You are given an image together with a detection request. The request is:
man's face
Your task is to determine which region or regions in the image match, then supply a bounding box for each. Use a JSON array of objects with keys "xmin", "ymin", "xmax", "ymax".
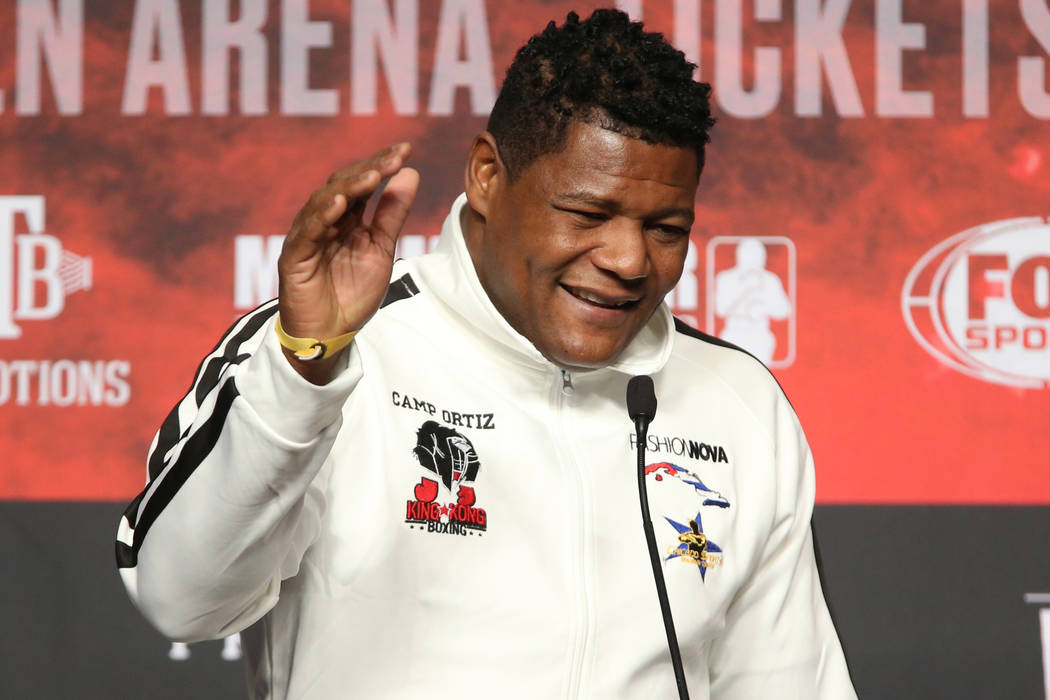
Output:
[{"xmin": 468, "ymin": 120, "xmax": 699, "ymax": 369}]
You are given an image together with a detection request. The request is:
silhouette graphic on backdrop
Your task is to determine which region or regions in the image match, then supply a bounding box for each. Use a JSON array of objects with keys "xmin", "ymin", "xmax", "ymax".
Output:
[{"xmin": 714, "ymin": 239, "xmax": 791, "ymax": 364}]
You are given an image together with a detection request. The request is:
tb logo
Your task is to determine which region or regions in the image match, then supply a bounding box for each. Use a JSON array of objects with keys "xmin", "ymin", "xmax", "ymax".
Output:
[{"xmin": 0, "ymin": 196, "xmax": 92, "ymax": 339}]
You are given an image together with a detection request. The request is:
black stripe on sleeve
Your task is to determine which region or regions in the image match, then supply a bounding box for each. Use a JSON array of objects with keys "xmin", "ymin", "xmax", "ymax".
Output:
[
  {"xmin": 124, "ymin": 378, "xmax": 241, "ymax": 567},
  {"xmin": 120, "ymin": 491, "xmax": 145, "ymax": 531},
  {"xmin": 115, "ymin": 540, "xmax": 135, "ymax": 568},
  {"xmin": 673, "ymin": 316, "xmax": 758, "ymax": 359},
  {"xmin": 148, "ymin": 304, "xmax": 278, "ymax": 482},
  {"xmin": 380, "ymin": 273, "xmax": 419, "ymax": 308},
  {"xmin": 115, "ymin": 491, "xmax": 146, "ymax": 567},
  {"xmin": 811, "ymin": 519, "xmax": 854, "ymax": 673},
  {"xmin": 672, "ymin": 316, "xmax": 797, "ymax": 413}
]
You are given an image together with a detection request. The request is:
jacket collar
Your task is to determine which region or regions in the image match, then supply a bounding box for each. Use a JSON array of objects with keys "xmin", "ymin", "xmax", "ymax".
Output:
[{"xmin": 411, "ymin": 193, "xmax": 675, "ymax": 377}]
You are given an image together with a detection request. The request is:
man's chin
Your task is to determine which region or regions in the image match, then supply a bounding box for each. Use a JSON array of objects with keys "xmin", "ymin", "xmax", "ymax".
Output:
[{"xmin": 540, "ymin": 333, "xmax": 629, "ymax": 370}]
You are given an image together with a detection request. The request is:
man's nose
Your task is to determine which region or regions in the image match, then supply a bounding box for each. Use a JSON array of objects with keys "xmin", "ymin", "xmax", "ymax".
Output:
[{"xmin": 591, "ymin": 218, "xmax": 648, "ymax": 280}]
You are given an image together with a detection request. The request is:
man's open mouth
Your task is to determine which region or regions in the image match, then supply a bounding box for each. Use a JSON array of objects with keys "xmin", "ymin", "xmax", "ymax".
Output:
[{"xmin": 561, "ymin": 284, "xmax": 641, "ymax": 310}]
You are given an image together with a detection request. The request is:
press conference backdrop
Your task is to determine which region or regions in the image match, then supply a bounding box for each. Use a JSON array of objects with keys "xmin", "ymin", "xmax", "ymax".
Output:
[{"xmin": 0, "ymin": 0, "xmax": 1047, "ymax": 697}]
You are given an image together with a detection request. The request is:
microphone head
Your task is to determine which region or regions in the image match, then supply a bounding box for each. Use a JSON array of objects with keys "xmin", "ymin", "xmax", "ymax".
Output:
[{"xmin": 626, "ymin": 375, "xmax": 657, "ymax": 421}]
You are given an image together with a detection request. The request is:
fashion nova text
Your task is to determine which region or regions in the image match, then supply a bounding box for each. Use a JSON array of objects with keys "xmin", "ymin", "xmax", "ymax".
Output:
[{"xmin": 629, "ymin": 433, "xmax": 730, "ymax": 464}]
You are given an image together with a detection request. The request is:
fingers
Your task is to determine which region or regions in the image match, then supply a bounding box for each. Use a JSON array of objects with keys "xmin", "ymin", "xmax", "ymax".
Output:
[
  {"xmin": 328, "ymin": 142, "xmax": 412, "ymax": 184},
  {"xmin": 316, "ymin": 143, "xmax": 412, "ymax": 228},
  {"xmin": 370, "ymin": 167, "xmax": 421, "ymax": 256},
  {"xmin": 320, "ymin": 194, "xmax": 347, "ymax": 228},
  {"xmin": 281, "ymin": 172, "xmax": 377, "ymax": 269},
  {"xmin": 305, "ymin": 170, "xmax": 381, "ymax": 237},
  {"xmin": 311, "ymin": 141, "xmax": 413, "ymax": 235},
  {"xmin": 282, "ymin": 143, "xmax": 414, "ymax": 265}
]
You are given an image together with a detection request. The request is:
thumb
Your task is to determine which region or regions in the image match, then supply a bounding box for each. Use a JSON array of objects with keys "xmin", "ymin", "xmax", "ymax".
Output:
[{"xmin": 370, "ymin": 167, "xmax": 421, "ymax": 255}]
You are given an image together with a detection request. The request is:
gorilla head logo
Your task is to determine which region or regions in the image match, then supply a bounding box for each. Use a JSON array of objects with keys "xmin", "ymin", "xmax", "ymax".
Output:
[{"xmin": 412, "ymin": 421, "xmax": 480, "ymax": 491}]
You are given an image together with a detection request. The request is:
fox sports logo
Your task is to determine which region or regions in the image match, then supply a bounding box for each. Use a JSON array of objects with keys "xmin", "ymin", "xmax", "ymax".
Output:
[{"xmin": 902, "ymin": 217, "xmax": 1050, "ymax": 389}]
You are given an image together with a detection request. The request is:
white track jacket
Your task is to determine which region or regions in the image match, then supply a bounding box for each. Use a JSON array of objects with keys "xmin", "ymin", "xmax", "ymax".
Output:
[{"xmin": 116, "ymin": 194, "xmax": 857, "ymax": 699}]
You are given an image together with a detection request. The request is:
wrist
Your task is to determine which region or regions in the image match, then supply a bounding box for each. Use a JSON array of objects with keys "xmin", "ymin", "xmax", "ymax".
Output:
[
  {"xmin": 280, "ymin": 345, "xmax": 345, "ymax": 386},
  {"xmin": 275, "ymin": 315, "xmax": 357, "ymax": 361},
  {"xmin": 275, "ymin": 315, "xmax": 357, "ymax": 385}
]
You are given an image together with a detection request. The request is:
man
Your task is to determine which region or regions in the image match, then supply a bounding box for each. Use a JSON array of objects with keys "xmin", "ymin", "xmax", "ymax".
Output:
[{"xmin": 116, "ymin": 9, "xmax": 856, "ymax": 699}]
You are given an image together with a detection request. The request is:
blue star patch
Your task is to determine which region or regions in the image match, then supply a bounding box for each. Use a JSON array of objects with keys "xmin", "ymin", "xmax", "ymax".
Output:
[{"xmin": 665, "ymin": 511, "xmax": 722, "ymax": 581}]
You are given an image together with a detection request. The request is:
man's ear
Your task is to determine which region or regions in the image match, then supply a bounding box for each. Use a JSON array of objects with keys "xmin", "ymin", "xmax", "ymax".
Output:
[{"xmin": 464, "ymin": 132, "xmax": 505, "ymax": 219}]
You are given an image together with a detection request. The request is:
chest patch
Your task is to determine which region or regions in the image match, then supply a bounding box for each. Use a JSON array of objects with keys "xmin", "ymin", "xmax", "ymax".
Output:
[
  {"xmin": 646, "ymin": 461, "xmax": 731, "ymax": 508},
  {"xmin": 404, "ymin": 420, "xmax": 488, "ymax": 536},
  {"xmin": 647, "ymin": 461, "xmax": 730, "ymax": 581}
]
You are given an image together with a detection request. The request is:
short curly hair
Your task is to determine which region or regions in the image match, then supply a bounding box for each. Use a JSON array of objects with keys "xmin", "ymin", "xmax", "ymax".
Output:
[{"xmin": 488, "ymin": 8, "xmax": 715, "ymax": 180}]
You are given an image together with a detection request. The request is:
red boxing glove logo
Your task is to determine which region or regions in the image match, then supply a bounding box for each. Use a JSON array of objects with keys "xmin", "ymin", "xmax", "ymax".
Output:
[{"xmin": 414, "ymin": 477, "xmax": 438, "ymax": 503}]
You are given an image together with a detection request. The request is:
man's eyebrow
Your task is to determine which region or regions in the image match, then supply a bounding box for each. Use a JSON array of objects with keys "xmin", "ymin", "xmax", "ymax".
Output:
[
  {"xmin": 553, "ymin": 191, "xmax": 694, "ymax": 221},
  {"xmin": 551, "ymin": 191, "xmax": 617, "ymax": 211},
  {"xmin": 555, "ymin": 190, "xmax": 612, "ymax": 204}
]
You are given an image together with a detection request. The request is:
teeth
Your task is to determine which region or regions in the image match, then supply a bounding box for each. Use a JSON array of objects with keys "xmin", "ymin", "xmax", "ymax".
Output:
[{"xmin": 572, "ymin": 288, "xmax": 633, "ymax": 308}]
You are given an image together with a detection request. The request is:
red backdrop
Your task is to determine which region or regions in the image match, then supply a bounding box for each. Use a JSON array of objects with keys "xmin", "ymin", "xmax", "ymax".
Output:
[{"xmin": 1, "ymin": 0, "xmax": 1047, "ymax": 503}]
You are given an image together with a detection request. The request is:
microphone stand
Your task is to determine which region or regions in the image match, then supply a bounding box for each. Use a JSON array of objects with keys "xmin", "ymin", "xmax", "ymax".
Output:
[{"xmin": 634, "ymin": 414, "xmax": 691, "ymax": 700}]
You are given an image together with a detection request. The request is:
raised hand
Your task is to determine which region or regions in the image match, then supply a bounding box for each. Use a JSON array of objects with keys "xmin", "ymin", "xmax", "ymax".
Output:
[{"xmin": 277, "ymin": 143, "xmax": 419, "ymax": 382}]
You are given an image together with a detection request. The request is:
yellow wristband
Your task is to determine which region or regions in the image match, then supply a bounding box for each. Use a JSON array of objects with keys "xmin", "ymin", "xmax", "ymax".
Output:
[{"xmin": 275, "ymin": 315, "xmax": 357, "ymax": 361}]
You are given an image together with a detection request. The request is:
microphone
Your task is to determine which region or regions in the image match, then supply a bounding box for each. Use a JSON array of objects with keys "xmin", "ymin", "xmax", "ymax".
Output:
[
  {"xmin": 626, "ymin": 375, "xmax": 658, "ymax": 437},
  {"xmin": 627, "ymin": 375, "xmax": 690, "ymax": 700}
]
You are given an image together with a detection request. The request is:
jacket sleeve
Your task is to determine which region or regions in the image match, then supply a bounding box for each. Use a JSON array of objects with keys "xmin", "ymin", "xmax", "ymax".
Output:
[
  {"xmin": 708, "ymin": 390, "xmax": 857, "ymax": 700},
  {"xmin": 114, "ymin": 301, "xmax": 360, "ymax": 642}
]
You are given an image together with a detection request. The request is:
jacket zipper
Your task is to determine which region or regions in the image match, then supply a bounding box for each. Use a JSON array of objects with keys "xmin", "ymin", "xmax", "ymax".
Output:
[
  {"xmin": 561, "ymin": 369, "xmax": 575, "ymax": 396},
  {"xmin": 552, "ymin": 368, "xmax": 591, "ymax": 697}
]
